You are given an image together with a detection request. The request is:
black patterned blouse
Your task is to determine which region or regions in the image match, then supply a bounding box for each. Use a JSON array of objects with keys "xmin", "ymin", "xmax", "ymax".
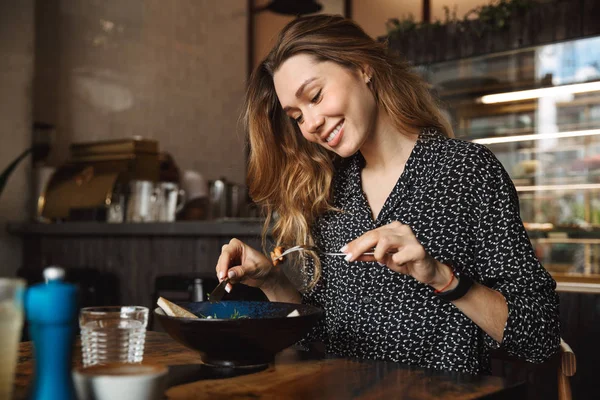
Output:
[{"xmin": 301, "ymin": 127, "xmax": 561, "ymax": 374}]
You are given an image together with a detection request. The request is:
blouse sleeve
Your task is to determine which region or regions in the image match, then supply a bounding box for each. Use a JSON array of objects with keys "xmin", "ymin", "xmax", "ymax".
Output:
[{"xmin": 472, "ymin": 146, "xmax": 561, "ymax": 362}]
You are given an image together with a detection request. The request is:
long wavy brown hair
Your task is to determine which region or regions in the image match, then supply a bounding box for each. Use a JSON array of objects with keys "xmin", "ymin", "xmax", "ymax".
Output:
[{"xmin": 243, "ymin": 15, "xmax": 452, "ymax": 289}]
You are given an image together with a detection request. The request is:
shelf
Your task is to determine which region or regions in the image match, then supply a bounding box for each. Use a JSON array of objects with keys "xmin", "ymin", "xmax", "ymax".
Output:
[
  {"xmin": 515, "ymin": 144, "xmax": 586, "ymax": 154},
  {"xmin": 437, "ymin": 78, "xmax": 538, "ymax": 100},
  {"xmin": 440, "ymin": 79, "xmax": 600, "ymax": 103},
  {"xmin": 515, "ymin": 183, "xmax": 600, "ymax": 192},
  {"xmin": 553, "ymin": 273, "xmax": 600, "ymax": 293},
  {"xmin": 468, "ymin": 128, "xmax": 600, "ymax": 145},
  {"xmin": 527, "ymin": 227, "xmax": 600, "ymax": 240},
  {"xmin": 532, "ymin": 237, "xmax": 600, "ymax": 245},
  {"xmin": 6, "ymin": 220, "xmax": 265, "ymax": 237},
  {"xmin": 556, "ymin": 95, "xmax": 600, "ymax": 108},
  {"xmin": 457, "ymin": 122, "xmax": 600, "ymax": 143}
]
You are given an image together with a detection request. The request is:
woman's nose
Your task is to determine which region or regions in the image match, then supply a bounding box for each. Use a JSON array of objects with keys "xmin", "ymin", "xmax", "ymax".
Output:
[{"xmin": 304, "ymin": 112, "xmax": 325, "ymax": 134}]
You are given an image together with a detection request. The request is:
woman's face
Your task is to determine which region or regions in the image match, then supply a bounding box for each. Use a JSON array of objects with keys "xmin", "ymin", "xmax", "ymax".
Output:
[{"xmin": 273, "ymin": 53, "xmax": 377, "ymax": 157}]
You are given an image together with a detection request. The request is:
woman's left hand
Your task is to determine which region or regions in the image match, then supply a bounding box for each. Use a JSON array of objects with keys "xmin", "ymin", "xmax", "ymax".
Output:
[{"xmin": 341, "ymin": 221, "xmax": 442, "ymax": 286}]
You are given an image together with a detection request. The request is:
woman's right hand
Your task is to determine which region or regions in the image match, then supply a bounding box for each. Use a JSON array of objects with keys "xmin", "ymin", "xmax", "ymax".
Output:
[{"xmin": 215, "ymin": 238, "xmax": 276, "ymax": 292}]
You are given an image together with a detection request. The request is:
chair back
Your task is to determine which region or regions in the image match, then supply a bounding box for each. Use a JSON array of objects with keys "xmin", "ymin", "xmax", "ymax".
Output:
[
  {"xmin": 490, "ymin": 338, "xmax": 576, "ymax": 400},
  {"xmin": 558, "ymin": 339, "xmax": 576, "ymax": 400}
]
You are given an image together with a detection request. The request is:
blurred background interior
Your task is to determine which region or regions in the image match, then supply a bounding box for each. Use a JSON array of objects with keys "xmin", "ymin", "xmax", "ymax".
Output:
[{"xmin": 1, "ymin": 0, "xmax": 600, "ymax": 398}]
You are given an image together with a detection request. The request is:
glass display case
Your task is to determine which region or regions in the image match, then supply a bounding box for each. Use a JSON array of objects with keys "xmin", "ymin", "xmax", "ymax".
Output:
[{"xmin": 416, "ymin": 35, "xmax": 600, "ymax": 288}]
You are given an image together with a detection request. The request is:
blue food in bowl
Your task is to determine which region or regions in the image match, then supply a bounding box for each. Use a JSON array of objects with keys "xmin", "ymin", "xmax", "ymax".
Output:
[{"xmin": 154, "ymin": 301, "xmax": 324, "ymax": 367}]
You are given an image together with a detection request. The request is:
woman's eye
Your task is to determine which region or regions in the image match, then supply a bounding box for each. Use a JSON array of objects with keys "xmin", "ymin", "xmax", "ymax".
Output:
[
  {"xmin": 311, "ymin": 90, "xmax": 322, "ymax": 103},
  {"xmin": 294, "ymin": 115, "xmax": 304, "ymax": 124}
]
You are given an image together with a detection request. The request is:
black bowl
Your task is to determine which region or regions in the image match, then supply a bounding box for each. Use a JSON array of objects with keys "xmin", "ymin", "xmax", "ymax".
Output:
[{"xmin": 154, "ymin": 301, "xmax": 324, "ymax": 367}]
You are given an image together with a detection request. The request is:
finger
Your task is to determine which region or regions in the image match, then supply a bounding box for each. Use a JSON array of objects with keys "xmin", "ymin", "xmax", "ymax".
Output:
[
  {"xmin": 343, "ymin": 222, "xmax": 409, "ymax": 262},
  {"xmin": 388, "ymin": 263, "xmax": 410, "ymax": 275},
  {"xmin": 215, "ymin": 239, "xmax": 243, "ymax": 281},
  {"xmin": 354, "ymin": 254, "xmax": 377, "ymax": 263},
  {"xmin": 372, "ymin": 235, "xmax": 404, "ymax": 262},
  {"xmin": 343, "ymin": 231, "xmax": 381, "ymax": 262},
  {"xmin": 226, "ymin": 265, "xmax": 245, "ymax": 283},
  {"xmin": 354, "ymin": 239, "xmax": 402, "ymax": 264},
  {"xmin": 374, "ymin": 223, "xmax": 416, "ymax": 260},
  {"xmin": 227, "ymin": 260, "xmax": 261, "ymax": 284},
  {"xmin": 390, "ymin": 247, "xmax": 422, "ymax": 268},
  {"xmin": 215, "ymin": 252, "xmax": 232, "ymax": 281}
]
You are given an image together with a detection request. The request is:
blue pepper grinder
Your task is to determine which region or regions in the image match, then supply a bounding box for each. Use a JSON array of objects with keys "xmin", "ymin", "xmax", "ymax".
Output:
[{"xmin": 25, "ymin": 266, "xmax": 79, "ymax": 400}]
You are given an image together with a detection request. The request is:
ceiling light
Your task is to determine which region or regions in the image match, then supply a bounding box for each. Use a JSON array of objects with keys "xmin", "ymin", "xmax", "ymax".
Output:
[
  {"xmin": 471, "ymin": 129, "xmax": 600, "ymax": 145},
  {"xmin": 478, "ymin": 81, "xmax": 600, "ymax": 104}
]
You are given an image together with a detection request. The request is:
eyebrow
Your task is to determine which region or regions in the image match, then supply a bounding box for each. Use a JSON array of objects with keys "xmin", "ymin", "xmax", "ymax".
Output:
[{"xmin": 283, "ymin": 77, "xmax": 317, "ymax": 112}]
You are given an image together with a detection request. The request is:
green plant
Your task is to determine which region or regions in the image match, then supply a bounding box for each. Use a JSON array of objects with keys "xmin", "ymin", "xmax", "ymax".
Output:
[
  {"xmin": 386, "ymin": 0, "xmax": 533, "ymax": 38},
  {"xmin": 385, "ymin": 13, "xmax": 443, "ymax": 34},
  {"xmin": 385, "ymin": 14, "xmax": 418, "ymax": 34},
  {"xmin": 0, "ymin": 147, "xmax": 32, "ymax": 199},
  {"xmin": 466, "ymin": 0, "xmax": 532, "ymax": 35}
]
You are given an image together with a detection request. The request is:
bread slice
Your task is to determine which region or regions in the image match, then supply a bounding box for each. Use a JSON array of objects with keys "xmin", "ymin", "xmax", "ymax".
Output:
[{"xmin": 157, "ymin": 297, "xmax": 199, "ymax": 319}]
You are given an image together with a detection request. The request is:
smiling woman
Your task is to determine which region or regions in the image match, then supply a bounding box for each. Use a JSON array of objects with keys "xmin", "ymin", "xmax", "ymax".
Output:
[
  {"xmin": 214, "ymin": 14, "xmax": 561, "ymax": 375},
  {"xmin": 244, "ymin": 15, "xmax": 451, "ymax": 282}
]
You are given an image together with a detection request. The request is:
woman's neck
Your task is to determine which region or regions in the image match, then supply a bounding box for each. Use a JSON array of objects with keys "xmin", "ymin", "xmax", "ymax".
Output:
[{"xmin": 360, "ymin": 112, "xmax": 419, "ymax": 173}]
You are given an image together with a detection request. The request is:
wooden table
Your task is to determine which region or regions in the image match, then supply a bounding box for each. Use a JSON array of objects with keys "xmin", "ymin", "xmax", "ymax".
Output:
[{"xmin": 14, "ymin": 331, "xmax": 526, "ymax": 399}]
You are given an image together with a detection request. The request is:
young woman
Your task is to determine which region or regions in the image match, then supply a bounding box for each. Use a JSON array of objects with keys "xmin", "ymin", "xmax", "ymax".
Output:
[{"xmin": 215, "ymin": 14, "xmax": 560, "ymax": 374}]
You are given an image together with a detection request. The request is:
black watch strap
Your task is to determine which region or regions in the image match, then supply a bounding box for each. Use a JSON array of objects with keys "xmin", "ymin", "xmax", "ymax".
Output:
[{"xmin": 434, "ymin": 269, "xmax": 474, "ymax": 301}]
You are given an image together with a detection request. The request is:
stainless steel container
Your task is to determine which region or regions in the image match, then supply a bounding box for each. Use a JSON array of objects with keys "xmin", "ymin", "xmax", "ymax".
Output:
[{"xmin": 208, "ymin": 178, "xmax": 247, "ymax": 219}]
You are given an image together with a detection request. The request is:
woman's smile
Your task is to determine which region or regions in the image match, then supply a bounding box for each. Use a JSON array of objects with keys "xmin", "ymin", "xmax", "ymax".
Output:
[{"xmin": 324, "ymin": 120, "xmax": 344, "ymax": 147}]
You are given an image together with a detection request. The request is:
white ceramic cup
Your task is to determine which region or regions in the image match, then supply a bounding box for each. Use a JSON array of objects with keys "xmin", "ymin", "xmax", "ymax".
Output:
[{"xmin": 73, "ymin": 363, "xmax": 168, "ymax": 400}]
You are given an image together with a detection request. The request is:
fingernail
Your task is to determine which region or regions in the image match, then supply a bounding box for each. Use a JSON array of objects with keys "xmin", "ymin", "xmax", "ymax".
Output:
[
  {"xmin": 227, "ymin": 270, "xmax": 235, "ymax": 279},
  {"xmin": 344, "ymin": 253, "xmax": 353, "ymax": 262},
  {"xmin": 378, "ymin": 262, "xmax": 386, "ymax": 267},
  {"xmin": 218, "ymin": 271, "xmax": 225, "ymax": 280},
  {"xmin": 340, "ymin": 245, "xmax": 348, "ymax": 252},
  {"xmin": 225, "ymin": 284, "xmax": 231, "ymax": 293}
]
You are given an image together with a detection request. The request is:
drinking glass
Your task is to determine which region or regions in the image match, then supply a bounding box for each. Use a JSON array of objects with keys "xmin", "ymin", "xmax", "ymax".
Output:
[
  {"xmin": 0, "ymin": 278, "xmax": 25, "ymax": 399},
  {"xmin": 79, "ymin": 306, "xmax": 149, "ymax": 367}
]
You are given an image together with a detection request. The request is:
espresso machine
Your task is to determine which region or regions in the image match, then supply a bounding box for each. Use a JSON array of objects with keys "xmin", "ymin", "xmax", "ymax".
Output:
[{"xmin": 39, "ymin": 137, "xmax": 160, "ymax": 222}]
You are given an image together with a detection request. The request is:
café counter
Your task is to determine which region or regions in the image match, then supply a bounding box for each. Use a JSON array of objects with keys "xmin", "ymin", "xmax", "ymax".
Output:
[{"xmin": 7, "ymin": 220, "xmax": 266, "ymax": 309}]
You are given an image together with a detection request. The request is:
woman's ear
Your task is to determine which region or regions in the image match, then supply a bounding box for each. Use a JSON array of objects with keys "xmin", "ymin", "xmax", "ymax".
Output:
[{"xmin": 361, "ymin": 65, "xmax": 374, "ymax": 84}]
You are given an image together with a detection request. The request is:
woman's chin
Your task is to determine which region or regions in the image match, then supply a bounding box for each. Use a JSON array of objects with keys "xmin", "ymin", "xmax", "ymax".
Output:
[{"xmin": 330, "ymin": 145, "xmax": 357, "ymax": 158}]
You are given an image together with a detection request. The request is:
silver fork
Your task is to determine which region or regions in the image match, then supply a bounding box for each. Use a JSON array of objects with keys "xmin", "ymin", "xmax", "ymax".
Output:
[{"xmin": 275, "ymin": 245, "xmax": 377, "ymax": 261}]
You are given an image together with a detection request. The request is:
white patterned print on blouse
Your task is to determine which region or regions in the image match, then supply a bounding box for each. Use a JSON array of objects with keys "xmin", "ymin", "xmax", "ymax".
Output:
[{"xmin": 300, "ymin": 127, "xmax": 560, "ymax": 374}]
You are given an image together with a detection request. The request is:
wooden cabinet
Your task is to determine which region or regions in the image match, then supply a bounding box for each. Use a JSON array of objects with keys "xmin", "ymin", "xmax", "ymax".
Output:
[{"xmin": 7, "ymin": 221, "xmax": 270, "ymax": 309}]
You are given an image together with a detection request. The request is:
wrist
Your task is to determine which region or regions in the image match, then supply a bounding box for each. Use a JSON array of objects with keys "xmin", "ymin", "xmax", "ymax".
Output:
[
  {"xmin": 259, "ymin": 267, "xmax": 301, "ymax": 303},
  {"xmin": 259, "ymin": 268, "xmax": 282, "ymax": 294},
  {"xmin": 428, "ymin": 262, "xmax": 457, "ymax": 292},
  {"xmin": 433, "ymin": 265, "xmax": 475, "ymax": 302}
]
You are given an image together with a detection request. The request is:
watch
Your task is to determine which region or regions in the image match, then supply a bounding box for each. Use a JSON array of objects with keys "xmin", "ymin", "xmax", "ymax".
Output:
[{"xmin": 434, "ymin": 268, "xmax": 474, "ymax": 301}]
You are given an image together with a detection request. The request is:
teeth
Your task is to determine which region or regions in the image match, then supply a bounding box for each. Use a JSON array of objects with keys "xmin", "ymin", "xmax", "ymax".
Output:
[{"xmin": 326, "ymin": 122, "xmax": 343, "ymax": 142}]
